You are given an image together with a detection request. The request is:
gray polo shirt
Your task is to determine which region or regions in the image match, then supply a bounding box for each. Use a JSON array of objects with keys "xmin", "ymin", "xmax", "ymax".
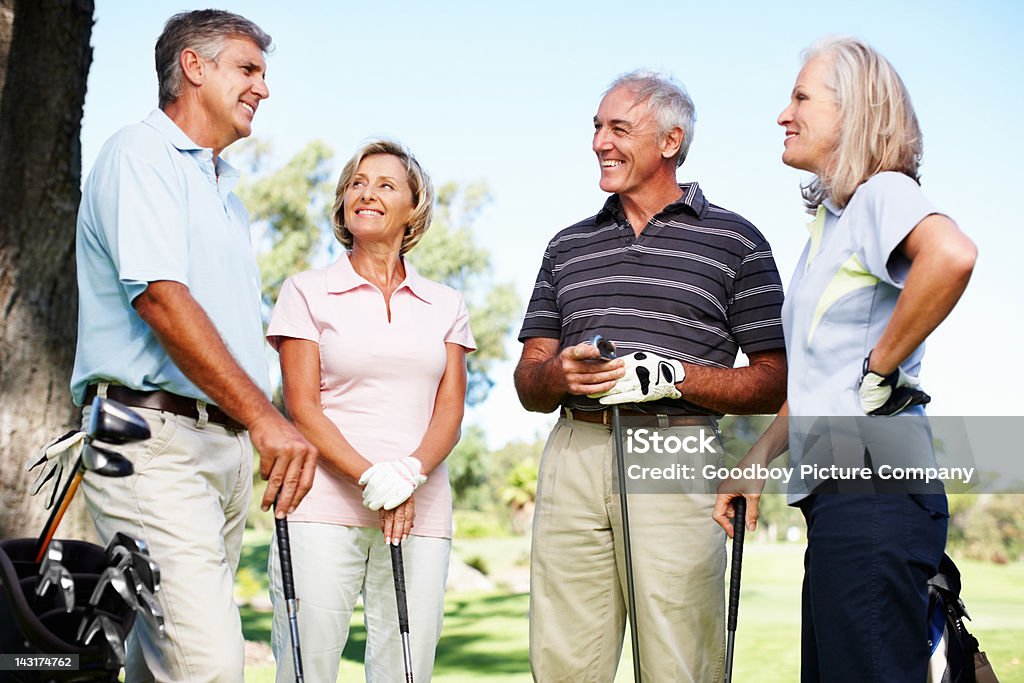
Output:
[
  {"xmin": 783, "ymin": 172, "xmax": 944, "ymax": 500},
  {"xmin": 519, "ymin": 182, "xmax": 785, "ymax": 415}
]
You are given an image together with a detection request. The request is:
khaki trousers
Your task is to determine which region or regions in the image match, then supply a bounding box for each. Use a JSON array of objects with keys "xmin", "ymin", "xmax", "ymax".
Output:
[
  {"xmin": 81, "ymin": 404, "xmax": 252, "ymax": 683},
  {"xmin": 529, "ymin": 417, "xmax": 726, "ymax": 683}
]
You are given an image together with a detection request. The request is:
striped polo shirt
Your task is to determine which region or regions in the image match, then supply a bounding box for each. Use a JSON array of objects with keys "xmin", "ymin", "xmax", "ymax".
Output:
[{"xmin": 519, "ymin": 182, "xmax": 785, "ymax": 415}]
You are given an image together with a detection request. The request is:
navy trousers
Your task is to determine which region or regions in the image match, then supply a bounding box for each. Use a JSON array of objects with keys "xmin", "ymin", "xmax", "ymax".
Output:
[{"xmin": 798, "ymin": 494, "xmax": 948, "ymax": 683}]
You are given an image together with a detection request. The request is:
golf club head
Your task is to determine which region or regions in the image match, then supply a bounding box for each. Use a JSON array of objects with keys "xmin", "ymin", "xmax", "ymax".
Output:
[
  {"xmin": 83, "ymin": 443, "xmax": 134, "ymax": 477},
  {"xmin": 88, "ymin": 396, "xmax": 151, "ymax": 445},
  {"xmin": 89, "ymin": 566, "xmax": 140, "ymax": 612},
  {"xmin": 36, "ymin": 564, "xmax": 76, "ymax": 613},
  {"xmin": 81, "ymin": 613, "xmax": 126, "ymax": 667},
  {"xmin": 103, "ymin": 532, "xmax": 147, "ymax": 565},
  {"xmin": 129, "ymin": 551, "xmax": 161, "ymax": 594},
  {"xmin": 130, "ymin": 580, "xmax": 166, "ymax": 638}
]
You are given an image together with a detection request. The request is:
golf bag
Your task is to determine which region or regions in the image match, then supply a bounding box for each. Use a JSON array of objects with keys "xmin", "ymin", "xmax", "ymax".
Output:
[
  {"xmin": 0, "ymin": 538, "xmax": 134, "ymax": 682},
  {"xmin": 927, "ymin": 553, "xmax": 999, "ymax": 683}
]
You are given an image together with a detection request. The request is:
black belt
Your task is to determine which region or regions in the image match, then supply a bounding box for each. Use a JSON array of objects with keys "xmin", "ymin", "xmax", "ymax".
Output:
[
  {"xmin": 563, "ymin": 407, "xmax": 714, "ymax": 428},
  {"xmin": 84, "ymin": 385, "xmax": 245, "ymax": 432}
]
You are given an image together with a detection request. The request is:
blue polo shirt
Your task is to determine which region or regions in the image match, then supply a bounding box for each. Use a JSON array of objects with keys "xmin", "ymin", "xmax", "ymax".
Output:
[
  {"xmin": 783, "ymin": 172, "xmax": 944, "ymax": 500},
  {"xmin": 71, "ymin": 109, "xmax": 270, "ymax": 405}
]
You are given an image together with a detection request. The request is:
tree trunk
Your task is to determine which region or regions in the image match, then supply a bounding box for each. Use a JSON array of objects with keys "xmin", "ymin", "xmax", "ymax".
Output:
[{"xmin": 0, "ymin": 0, "xmax": 94, "ymax": 539}]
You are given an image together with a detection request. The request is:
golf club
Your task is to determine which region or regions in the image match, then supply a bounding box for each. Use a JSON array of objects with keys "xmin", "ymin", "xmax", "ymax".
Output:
[
  {"xmin": 390, "ymin": 542, "xmax": 414, "ymax": 683},
  {"xmin": 35, "ymin": 540, "xmax": 75, "ymax": 612},
  {"xmin": 724, "ymin": 496, "xmax": 747, "ymax": 683},
  {"xmin": 81, "ymin": 612, "xmax": 126, "ymax": 667},
  {"xmin": 33, "ymin": 398, "xmax": 148, "ymax": 564},
  {"xmin": 77, "ymin": 565, "xmax": 140, "ymax": 641},
  {"xmin": 275, "ymin": 500, "xmax": 304, "ymax": 683},
  {"xmin": 592, "ymin": 335, "xmax": 642, "ymax": 683}
]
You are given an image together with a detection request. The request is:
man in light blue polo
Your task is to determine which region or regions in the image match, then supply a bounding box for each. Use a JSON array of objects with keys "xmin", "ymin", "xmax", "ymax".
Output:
[{"xmin": 71, "ymin": 10, "xmax": 317, "ymax": 681}]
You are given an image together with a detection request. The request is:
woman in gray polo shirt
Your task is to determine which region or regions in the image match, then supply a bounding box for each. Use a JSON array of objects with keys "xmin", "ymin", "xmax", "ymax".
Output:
[{"xmin": 713, "ymin": 37, "xmax": 976, "ymax": 682}]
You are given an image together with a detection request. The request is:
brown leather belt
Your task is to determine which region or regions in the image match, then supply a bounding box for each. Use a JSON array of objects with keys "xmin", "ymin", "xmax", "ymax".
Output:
[
  {"xmin": 84, "ymin": 385, "xmax": 245, "ymax": 432},
  {"xmin": 563, "ymin": 407, "xmax": 714, "ymax": 428}
]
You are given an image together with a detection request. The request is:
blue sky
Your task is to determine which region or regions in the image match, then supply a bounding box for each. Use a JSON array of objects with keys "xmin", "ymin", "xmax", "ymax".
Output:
[{"xmin": 81, "ymin": 1, "xmax": 1024, "ymax": 446}]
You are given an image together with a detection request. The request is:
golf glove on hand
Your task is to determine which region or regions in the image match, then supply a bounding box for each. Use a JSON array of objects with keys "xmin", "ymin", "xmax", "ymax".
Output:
[
  {"xmin": 25, "ymin": 430, "xmax": 85, "ymax": 509},
  {"xmin": 359, "ymin": 457, "xmax": 427, "ymax": 511},
  {"xmin": 591, "ymin": 351, "xmax": 685, "ymax": 405},
  {"xmin": 858, "ymin": 354, "xmax": 931, "ymax": 416}
]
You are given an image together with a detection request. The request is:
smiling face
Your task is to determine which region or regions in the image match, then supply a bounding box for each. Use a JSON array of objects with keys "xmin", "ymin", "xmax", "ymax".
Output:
[
  {"xmin": 343, "ymin": 154, "xmax": 415, "ymax": 249},
  {"xmin": 197, "ymin": 36, "xmax": 269, "ymax": 153},
  {"xmin": 778, "ymin": 55, "xmax": 841, "ymax": 176},
  {"xmin": 592, "ymin": 85, "xmax": 678, "ymax": 199}
]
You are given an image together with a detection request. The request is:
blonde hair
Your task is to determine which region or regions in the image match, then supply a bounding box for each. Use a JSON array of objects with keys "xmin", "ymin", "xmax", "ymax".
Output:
[
  {"xmin": 331, "ymin": 139, "xmax": 434, "ymax": 254},
  {"xmin": 801, "ymin": 36, "xmax": 922, "ymax": 211}
]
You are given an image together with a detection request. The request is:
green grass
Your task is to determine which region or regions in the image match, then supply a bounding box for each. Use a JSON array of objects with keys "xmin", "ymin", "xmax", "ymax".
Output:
[{"xmin": 239, "ymin": 532, "xmax": 1024, "ymax": 682}]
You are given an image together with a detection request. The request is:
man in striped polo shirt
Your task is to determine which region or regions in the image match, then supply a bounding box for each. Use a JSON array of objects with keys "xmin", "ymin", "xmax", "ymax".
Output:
[{"xmin": 514, "ymin": 70, "xmax": 787, "ymax": 682}]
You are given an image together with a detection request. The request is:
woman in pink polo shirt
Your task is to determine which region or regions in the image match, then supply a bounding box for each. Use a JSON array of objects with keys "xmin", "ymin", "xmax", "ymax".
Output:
[{"xmin": 265, "ymin": 139, "xmax": 475, "ymax": 682}]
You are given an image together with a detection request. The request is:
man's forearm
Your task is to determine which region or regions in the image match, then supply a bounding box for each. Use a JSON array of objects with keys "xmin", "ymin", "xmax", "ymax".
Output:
[
  {"xmin": 133, "ymin": 281, "xmax": 276, "ymax": 427},
  {"xmin": 679, "ymin": 350, "xmax": 787, "ymax": 414},
  {"xmin": 513, "ymin": 357, "xmax": 566, "ymax": 414}
]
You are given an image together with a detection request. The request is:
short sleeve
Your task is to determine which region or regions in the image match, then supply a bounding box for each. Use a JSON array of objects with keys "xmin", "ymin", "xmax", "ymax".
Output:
[
  {"xmin": 445, "ymin": 292, "xmax": 477, "ymax": 352},
  {"xmin": 729, "ymin": 238, "xmax": 786, "ymax": 354},
  {"xmin": 266, "ymin": 275, "xmax": 320, "ymax": 350},
  {"xmin": 517, "ymin": 245, "xmax": 561, "ymax": 341},
  {"xmin": 100, "ymin": 137, "xmax": 190, "ymax": 302},
  {"xmin": 854, "ymin": 172, "xmax": 941, "ymax": 287}
]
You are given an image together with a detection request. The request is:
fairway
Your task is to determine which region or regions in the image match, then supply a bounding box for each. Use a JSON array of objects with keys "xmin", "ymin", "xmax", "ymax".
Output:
[{"xmin": 240, "ymin": 533, "xmax": 1024, "ymax": 682}]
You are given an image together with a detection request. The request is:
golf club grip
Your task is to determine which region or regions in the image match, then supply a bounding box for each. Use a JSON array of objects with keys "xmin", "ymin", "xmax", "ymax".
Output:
[
  {"xmin": 391, "ymin": 543, "xmax": 411, "ymax": 633},
  {"xmin": 728, "ymin": 496, "xmax": 747, "ymax": 631},
  {"xmin": 276, "ymin": 517, "xmax": 296, "ymax": 601}
]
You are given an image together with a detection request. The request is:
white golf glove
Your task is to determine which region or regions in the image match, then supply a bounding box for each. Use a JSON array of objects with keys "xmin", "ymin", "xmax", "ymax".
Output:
[
  {"xmin": 858, "ymin": 354, "xmax": 931, "ymax": 416},
  {"xmin": 359, "ymin": 457, "xmax": 427, "ymax": 511},
  {"xmin": 25, "ymin": 430, "xmax": 85, "ymax": 509},
  {"xmin": 590, "ymin": 351, "xmax": 685, "ymax": 405}
]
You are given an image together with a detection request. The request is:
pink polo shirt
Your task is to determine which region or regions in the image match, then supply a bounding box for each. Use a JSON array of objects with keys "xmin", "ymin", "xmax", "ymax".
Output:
[{"xmin": 266, "ymin": 254, "xmax": 475, "ymax": 538}]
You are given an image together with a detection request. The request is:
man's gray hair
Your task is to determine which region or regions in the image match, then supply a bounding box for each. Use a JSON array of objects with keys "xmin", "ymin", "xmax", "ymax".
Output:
[
  {"xmin": 155, "ymin": 9, "xmax": 272, "ymax": 108},
  {"xmin": 606, "ymin": 69, "xmax": 696, "ymax": 167}
]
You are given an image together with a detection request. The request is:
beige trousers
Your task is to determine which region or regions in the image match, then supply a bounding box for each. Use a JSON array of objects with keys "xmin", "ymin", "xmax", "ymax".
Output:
[
  {"xmin": 529, "ymin": 417, "xmax": 726, "ymax": 683},
  {"xmin": 81, "ymin": 404, "xmax": 252, "ymax": 683}
]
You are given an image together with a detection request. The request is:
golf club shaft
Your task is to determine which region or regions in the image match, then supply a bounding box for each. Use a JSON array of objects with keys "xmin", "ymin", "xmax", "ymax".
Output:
[
  {"xmin": 34, "ymin": 458, "xmax": 85, "ymax": 564},
  {"xmin": 611, "ymin": 405, "xmax": 641, "ymax": 683},
  {"xmin": 276, "ymin": 514, "xmax": 305, "ymax": 683},
  {"xmin": 390, "ymin": 542, "xmax": 414, "ymax": 683},
  {"xmin": 724, "ymin": 496, "xmax": 747, "ymax": 683}
]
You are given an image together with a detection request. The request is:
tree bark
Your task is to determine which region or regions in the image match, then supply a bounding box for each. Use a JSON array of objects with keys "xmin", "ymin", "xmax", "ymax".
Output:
[{"xmin": 0, "ymin": 0, "xmax": 94, "ymax": 539}]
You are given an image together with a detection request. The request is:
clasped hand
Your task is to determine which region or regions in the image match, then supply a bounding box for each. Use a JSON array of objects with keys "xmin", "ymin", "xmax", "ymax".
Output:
[{"xmin": 359, "ymin": 457, "xmax": 427, "ymax": 510}]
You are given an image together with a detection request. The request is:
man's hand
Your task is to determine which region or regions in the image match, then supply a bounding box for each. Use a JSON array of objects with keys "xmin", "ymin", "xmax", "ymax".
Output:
[
  {"xmin": 251, "ymin": 413, "xmax": 318, "ymax": 518},
  {"xmin": 381, "ymin": 495, "xmax": 415, "ymax": 545},
  {"xmin": 858, "ymin": 354, "xmax": 931, "ymax": 416},
  {"xmin": 359, "ymin": 457, "xmax": 427, "ymax": 511},
  {"xmin": 559, "ymin": 342, "xmax": 625, "ymax": 396},
  {"xmin": 591, "ymin": 351, "xmax": 684, "ymax": 405}
]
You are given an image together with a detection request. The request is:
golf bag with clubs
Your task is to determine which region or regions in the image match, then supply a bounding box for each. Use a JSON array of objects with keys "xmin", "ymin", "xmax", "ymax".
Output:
[
  {"xmin": 0, "ymin": 398, "xmax": 158, "ymax": 681},
  {"xmin": 0, "ymin": 539, "xmax": 137, "ymax": 682}
]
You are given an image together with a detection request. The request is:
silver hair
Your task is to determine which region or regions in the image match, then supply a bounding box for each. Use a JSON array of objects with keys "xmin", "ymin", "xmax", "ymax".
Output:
[
  {"xmin": 606, "ymin": 69, "xmax": 696, "ymax": 167},
  {"xmin": 155, "ymin": 10, "xmax": 272, "ymax": 108}
]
